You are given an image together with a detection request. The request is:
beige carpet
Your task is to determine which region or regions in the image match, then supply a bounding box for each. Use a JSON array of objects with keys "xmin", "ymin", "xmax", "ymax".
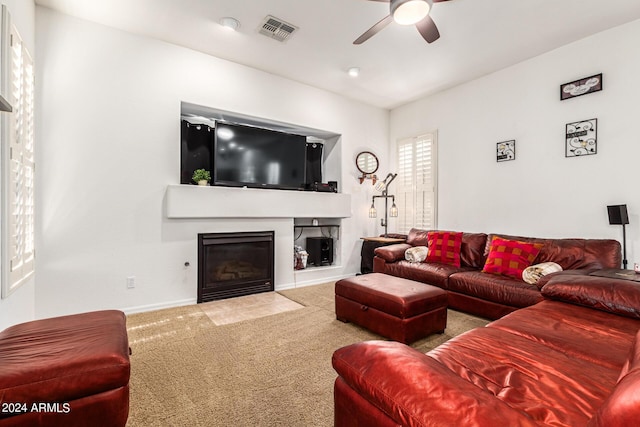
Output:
[{"xmin": 125, "ymin": 282, "xmax": 489, "ymax": 426}]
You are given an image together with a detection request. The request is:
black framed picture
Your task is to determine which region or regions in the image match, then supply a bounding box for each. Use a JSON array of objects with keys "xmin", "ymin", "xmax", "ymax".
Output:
[
  {"xmin": 565, "ymin": 118, "xmax": 597, "ymax": 157},
  {"xmin": 560, "ymin": 73, "xmax": 602, "ymax": 100},
  {"xmin": 496, "ymin": 140, "xmax": 515, "ymax": 162}
]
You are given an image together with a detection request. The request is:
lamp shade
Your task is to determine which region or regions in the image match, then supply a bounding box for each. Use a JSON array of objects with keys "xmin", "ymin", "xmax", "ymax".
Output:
[
  {"xmin": 607, "ymin": 204, "xmax": 629, "ymax": 225},
  {"xmin": 390, "ymin": 202, "xmax": 398, "ymax": 217},
  {"xmin": 369, "ymin": 202, "xmax": 377, "ymax": 218}
]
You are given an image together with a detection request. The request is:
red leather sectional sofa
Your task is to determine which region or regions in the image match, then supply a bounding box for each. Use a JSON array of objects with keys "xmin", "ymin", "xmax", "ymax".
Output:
[
  {"xmin": 373, "ymin": 228, "xmax": 622, "ymax": 319},
  {"xmin": 333, "ymin": 274, "xmax": 640, "ymax": 426},
  {"xmin": 332, "ymin": 229, "xmax": 640, "ymax": 426}
]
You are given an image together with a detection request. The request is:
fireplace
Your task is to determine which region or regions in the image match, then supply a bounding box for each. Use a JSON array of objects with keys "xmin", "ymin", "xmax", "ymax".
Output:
[{"xmin": 197, "ymin": 231, "xmax": 274, "ymax": 303}]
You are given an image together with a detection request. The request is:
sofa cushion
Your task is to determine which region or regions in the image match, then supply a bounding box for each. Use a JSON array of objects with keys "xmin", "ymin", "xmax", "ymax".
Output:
[
  {"xmin": 542, "ymin": 274, "xmax": 640, "ymax": 319},
  {"xmin": 459, "ymin": 232, "xmax": 489, "ymax": 269},
  {"xmin": 448, "ymin": 271, "xmax": 543, "ymax": 308},
  {"xmin": 488, "ymin": 300, "xmax": 640, "ymax": 370},
  {"xmin": 482, "ymin": 237, "xmax": 542, "ymax": 279},
  {"xmin": 486, "ymin": 234, "xmax": 621, "ymax": 270},
  {"xmin": 428, "ymin": 326, "xmax": 619, "ymax": 426},
  {"xmin": 406, "ymin": 228, "xmax": 430, "ymax": 246},
  {"xmin": 383, "ymin": 261, "xmax": 473, "ymax": 289},
  {"xmin": 426, "ymin": 231, "xmax": 463, "ymax": 267},
  {"xmin": 403, "ymin": 229, "xmax": 488, "ymax": 268}
]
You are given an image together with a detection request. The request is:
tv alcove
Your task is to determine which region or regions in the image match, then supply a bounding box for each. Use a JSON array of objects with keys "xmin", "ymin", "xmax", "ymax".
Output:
[
  {"xmin": 180, "ymin": 102, "xmax": 339, "ymax": 192},
  {"xmin": 175, "ymin": 102, "xmax": 350, "ymax": 294}
]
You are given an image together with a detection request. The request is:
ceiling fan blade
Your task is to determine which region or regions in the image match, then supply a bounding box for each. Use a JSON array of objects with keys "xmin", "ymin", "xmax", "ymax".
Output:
[
  {"xmin": 415, "ymin": 14, "xmax": 440, "ymax": 43},
  {"xmin": 354, "ymin": 15, "xmax": 393, "ymax": 45}
]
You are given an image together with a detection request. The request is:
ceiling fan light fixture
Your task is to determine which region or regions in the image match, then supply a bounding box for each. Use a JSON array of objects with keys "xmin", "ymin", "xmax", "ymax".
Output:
[{"xmin": 391, "ymin": 0, "xmax": 431, "ymax": 26}]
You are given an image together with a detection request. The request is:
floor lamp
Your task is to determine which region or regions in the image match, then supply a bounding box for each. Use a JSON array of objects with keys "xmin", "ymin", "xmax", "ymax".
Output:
[
  {"xmin": 369, "ymin": 173, "xmax": 398, "ymax": 237},
  {"xmin": 607, "ymin": 204, "xmax": 629, "ymax": 269}
]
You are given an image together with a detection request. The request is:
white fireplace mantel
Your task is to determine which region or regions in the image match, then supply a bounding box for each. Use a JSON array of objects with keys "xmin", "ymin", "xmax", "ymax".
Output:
[{"xmin": 165, "ymin": 184, "xmax": 351, "ymax": 219}]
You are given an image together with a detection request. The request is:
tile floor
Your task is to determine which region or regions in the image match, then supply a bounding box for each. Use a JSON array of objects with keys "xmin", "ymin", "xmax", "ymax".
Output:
[{"xmin": 199, "ymin": 292, "xmax": 304, "ymax": 326}]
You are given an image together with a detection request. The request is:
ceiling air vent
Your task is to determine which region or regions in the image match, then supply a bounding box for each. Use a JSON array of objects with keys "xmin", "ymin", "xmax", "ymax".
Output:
[{"xmin": 259, "ymin": 15, "xmax": 298, "ymax": 42}]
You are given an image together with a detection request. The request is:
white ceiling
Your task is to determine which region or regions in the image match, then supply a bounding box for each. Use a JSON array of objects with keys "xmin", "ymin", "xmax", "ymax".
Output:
[{"xmin": 35, "ymin": 0, "xmax": 640, "ymax": 109}]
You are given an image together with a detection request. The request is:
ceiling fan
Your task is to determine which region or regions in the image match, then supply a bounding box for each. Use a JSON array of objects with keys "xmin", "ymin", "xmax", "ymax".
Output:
[{"xmin": 354, "ymin": 0, "xmax": 451, "ymax": 45}]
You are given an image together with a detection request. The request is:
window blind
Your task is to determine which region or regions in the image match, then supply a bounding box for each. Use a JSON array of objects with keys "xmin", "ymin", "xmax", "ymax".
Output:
[
  {"xmin": 2, "ymin": 20, "xmax": 34, "ymax": 297},
  {"xmin": 396, "ymin": 132, "xmax": 437, "ymax": 234}
]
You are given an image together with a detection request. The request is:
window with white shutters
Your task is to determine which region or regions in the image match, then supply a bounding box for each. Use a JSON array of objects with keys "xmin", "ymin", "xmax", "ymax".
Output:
[
  {"xmin": 395, "ymin": 132, "xmax": 437, "ymax": 234},
  {"xmin": 2, "ymin": 19, "xmax": 34, "ymax": 298}
]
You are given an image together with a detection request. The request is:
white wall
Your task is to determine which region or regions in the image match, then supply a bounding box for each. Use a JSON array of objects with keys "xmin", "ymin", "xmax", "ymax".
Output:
[
  {"xmin": 31, "ymin": 7, "xmax": 639, "ymax": 326},
  {"xmin": 33, "ymin": 7, "xmax": 389, "ymax": 320},
  {"xmin": 0, "ymin": 1, "xmax": 35, "ymax": 331},
  {"xmin": 390, "ymin": 19, "xmax": 640, "ymax": 266}
]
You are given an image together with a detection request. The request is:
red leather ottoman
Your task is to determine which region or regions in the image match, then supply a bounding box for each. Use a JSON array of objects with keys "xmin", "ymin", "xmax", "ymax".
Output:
[
  {"xmin": 0, "ymin": 310, "xmax": 131, "ymax": 427},
  {"xmin": 335, "ymin": 273, "xmax": 447, "ymax": 344}
]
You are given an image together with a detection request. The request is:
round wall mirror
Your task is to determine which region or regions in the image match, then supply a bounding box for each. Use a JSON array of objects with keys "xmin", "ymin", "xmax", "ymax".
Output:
[{"xmin": 356, "ymin": 151, "xmax": 379, "ymax": 175}]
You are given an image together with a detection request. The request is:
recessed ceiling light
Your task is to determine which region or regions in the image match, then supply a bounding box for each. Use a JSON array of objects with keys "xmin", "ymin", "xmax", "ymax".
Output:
[
  {"xmin": 219, "ymin": 17, "xmax": 240, "ymax": 31},
  {"xmin": 348, "ymin": 67, "xmax": 360, "ymax": 77}
]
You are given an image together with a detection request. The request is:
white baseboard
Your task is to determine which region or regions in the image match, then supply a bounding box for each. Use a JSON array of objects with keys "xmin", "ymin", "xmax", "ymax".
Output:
[
  {"xmin": 122, "ymin": 298, "xmax": 197, "ymax": 315},
  {"xmin": 123, "ymin": 272, "xmax": 358, "ymax": 315},
  {"xmin": 276, "ymin": 282, "xmax": 298, "ymax": 291},
  {"xmin": 278, "ymin": 272, "xmax": 354, "ymax": 290}
]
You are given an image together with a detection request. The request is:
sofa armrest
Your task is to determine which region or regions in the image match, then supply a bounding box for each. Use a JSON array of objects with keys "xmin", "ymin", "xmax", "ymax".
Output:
[
  {"xmin": 332, "ymin": 341, "xmax": 539, "ymax": 427},
  {"xmin": 542, "ymin": 274, "xmax": 640, "ymax": 319},
  {"xmin": 535, "ymin": 269, "xmax": 596, "ymax": 288},
  {"xmin": 373, "ymin": 243, "xmax": 411, "ymax": 263}
]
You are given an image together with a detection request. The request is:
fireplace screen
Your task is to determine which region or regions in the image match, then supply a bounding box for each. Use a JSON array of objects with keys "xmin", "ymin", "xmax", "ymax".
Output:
[{"xmin": 198, "ymin": 231, "xmax": 274, "ymax": 303}]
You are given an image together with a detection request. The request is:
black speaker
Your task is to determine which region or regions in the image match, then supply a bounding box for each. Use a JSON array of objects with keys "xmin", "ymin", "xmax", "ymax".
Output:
[
  {"xmin": 180, "ymin": 120, "xmax": 213, "ymax": 184},
  {"xmin": 607, "ymin": 204, "xmax": 629, "ymax": 225},
  {"xmin": 305, "ymin": 143, "xmax": 323, "ymax": 188},
  {"xmin": 306, "ymin": 237, "xmax": 333, "ymax": 266}
]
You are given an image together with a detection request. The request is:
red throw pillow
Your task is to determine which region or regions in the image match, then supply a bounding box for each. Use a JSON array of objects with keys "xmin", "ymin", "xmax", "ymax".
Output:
[
  {"xmin": 426, "ymin": 231, "xmax": 463, "ymax": 267},
  {"xmin": 482, "ymin": 237, "xmax": 543, "ymax": 279}
]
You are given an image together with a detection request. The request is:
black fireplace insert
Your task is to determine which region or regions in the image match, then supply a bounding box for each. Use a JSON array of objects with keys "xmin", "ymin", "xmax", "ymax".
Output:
[{"xmin": 197, "ymin": 231, "xmax": 274, "ymax": 303}]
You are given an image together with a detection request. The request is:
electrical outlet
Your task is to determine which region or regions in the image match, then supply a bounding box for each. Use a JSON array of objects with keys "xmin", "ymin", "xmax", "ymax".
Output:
[{"xmin": 126, "ymin": 276, "xmax": 136, "ymax": 289}]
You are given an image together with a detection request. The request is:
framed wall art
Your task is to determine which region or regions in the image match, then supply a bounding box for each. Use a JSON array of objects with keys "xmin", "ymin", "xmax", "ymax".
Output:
[
  {"xmin": 560, "ymin": 73, "xmax": 602, "ymax": 101},
  {"xmin": 565, "ymin": 118, "xmax": 597, "ymax": 157},
  {"xmin": 496, "ymin": 140, "xmax": 515, "ymax": 162}
]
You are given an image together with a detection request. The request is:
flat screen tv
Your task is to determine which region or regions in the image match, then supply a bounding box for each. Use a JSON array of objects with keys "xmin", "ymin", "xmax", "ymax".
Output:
[{"xmin": 213, "ymin": 122, "xmax": 307, "ymax": 190}]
